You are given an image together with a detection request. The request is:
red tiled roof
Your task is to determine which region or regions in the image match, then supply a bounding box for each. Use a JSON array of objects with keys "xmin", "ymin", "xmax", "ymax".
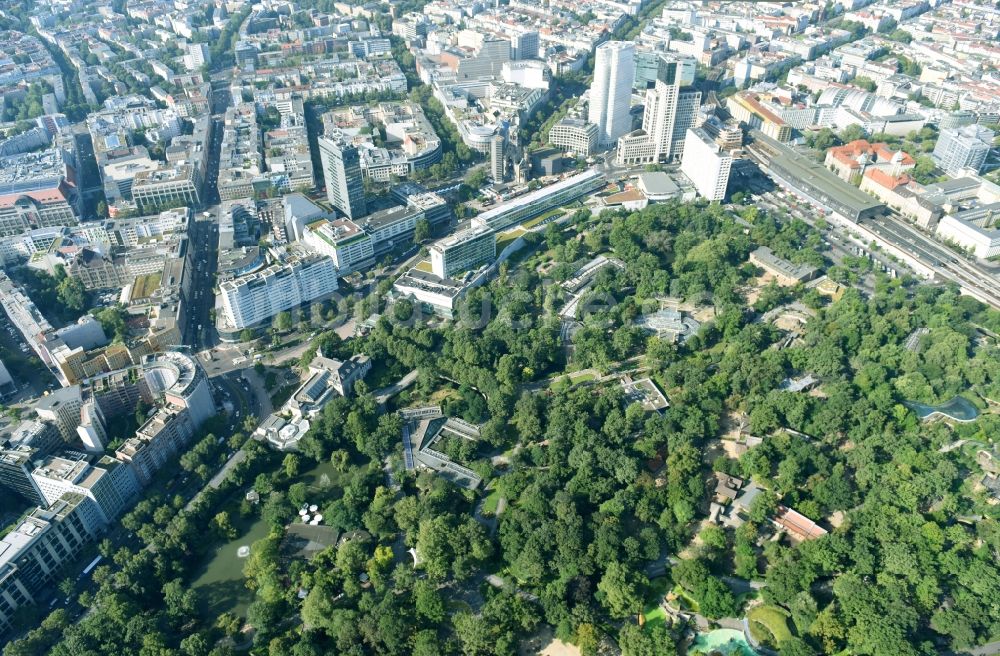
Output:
[
  {"xmin": 829, "ymin": 139, "xmax": 915, "ymax": 169},
  {"xmin": 773, "ymin": 505, "xmax": 827, "ymax": 540},
  {"xmin": 864, "ymin": 167, "xmax": 913, "ymax": 190},
  {"xmin": 0, "ymin": 188, "xmax": 68, "ymax": 209}
]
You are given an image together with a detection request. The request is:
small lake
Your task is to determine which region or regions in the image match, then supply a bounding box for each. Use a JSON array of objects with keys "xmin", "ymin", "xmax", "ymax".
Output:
[
  {"xmin": 689, "ymin": 629, "xmax": 758, "ymax": 655},
  {"xmin": 689, "ymin": 628, "xmax": 758, "ymax": 655},
  {"xmin": 191, "ymin": 513, "xmax": 272, "ymax": 617},
  {"xmin": 190, "ymin": 459, "xmax": 341, "ymax": 617},
  {"xmin": 905, "ymin": 396, "xmax": 980, "ymax": 422}
]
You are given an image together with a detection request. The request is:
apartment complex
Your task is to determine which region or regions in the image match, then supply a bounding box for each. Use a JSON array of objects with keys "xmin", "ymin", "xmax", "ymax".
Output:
[
  {"xmin": 0, "ymin": 495, "xmax": 97, "ymax": 635},
  {"xmin": 219, "ymin": 254, "xmax": 339, "ymax": 332},
  {"xmin": 218, "ymin": 103, "xmax": 263, "ymax": 201}
]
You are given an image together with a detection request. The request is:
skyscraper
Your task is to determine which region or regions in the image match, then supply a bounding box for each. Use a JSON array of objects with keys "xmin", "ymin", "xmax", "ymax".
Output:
[
  {"xmin": 588, "ymin": 42, "xmax": 635, "ymax": 147},
  {"xmin": 319, "ymin": 135, "xmax": 367, "ymax": 219},
  {"xmin": 511, "ymin": 31, "xmax": 539, "ymax": 60},
  {"xmin": 490, "ymin": 134, "xmax": 505, "ymax": 182},
  {"xmin": 641, "ymin": 57, "xmax": 701, "ymax": 162}
]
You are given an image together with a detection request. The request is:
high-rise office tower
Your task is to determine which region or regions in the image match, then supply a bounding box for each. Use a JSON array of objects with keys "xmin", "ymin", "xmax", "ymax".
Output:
[
  {"xmin": 641, "ymin": 57, "xmax": 702, "ymax": 162},
  {"xmin": 318, "ymin": 135, "xmax": 367, "ymax": 219},
  {"xmin": 511, "ymin": 31, "xmax": 539, "ymax": 60},
  {"xmin": 588, "ymin": 41, "xmax": 635, "ymax": 147},
  {"xmin": 490, "ymin": 134, "xmax": 505, "ymax": 182}
]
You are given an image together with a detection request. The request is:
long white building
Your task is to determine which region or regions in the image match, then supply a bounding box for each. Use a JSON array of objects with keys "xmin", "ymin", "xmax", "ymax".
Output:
[
  {"xmin": 219, "ymin": 254, "xmax": 339, "ymax": 331},
  {"xmin": 935, "ymin": 207, "xmax": 1000, "ymax": 259},
  {"xmin": 588, "ymin": 42, "xmax": 635, "ymax": 147}
]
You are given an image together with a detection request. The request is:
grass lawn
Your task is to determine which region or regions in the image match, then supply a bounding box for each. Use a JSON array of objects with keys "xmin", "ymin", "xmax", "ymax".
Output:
[
  {"xmin": 496, "ymin": 228, "xmax": 527, "ymax": 252},
  {"xmin": 642, "ymin": 604, "xmax": 667, "ymax": 628},
  {"xmin": 671, "ymin": 585, "xmax": 700, "ymax": 613},
  {"xmin": 132, "ymin": 272, "xmax": 161, "ymax": 299},
  {"xmin": 747, "ymin": 604, "xmax": 793, "ymax": 646},
  {"xmin": 522, "ymin": 208, "xmax": 564, "ymax": 229},
  {"xmin": 641, "ymin": 577, "xmax": 670, "ymax": 628},
  {"xmin": 569, "ymin": 372, "xmax": 596, "ymax": 383},
  {"xmin": 413, "ymin": 259, "xmax": 433, "ymax": 273},
  {"xmin": 482, "ymin": 488, "xmax": 501, "ymax": 514}
]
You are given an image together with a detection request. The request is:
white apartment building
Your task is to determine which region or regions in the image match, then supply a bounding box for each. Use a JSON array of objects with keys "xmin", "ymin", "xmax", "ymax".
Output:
[
  {"xmin": 588, "ymin": 42, "xmax": 635, "ymax": 147},
  {"xmin": 681, "ymin": 127, "xmax": 733, "ymax": 202},
  {"xmin": 219, "ymin": 254, "xmax": 339, "ymax": 331},
  {"xmin": 31, "ymin": 455, "xmax": 138, "ymax": 528},
  {"xmin": 183, "ymin": 43, "xmax": 211, "ymax": 72}
]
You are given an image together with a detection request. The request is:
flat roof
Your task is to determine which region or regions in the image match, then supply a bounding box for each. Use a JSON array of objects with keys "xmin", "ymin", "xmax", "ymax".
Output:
[
  {"xmin": 751, "ymin": 130, "xmax": 884, "ymax": 219},
  {"xmin": 637, "ymin": 171, "xmax": 680, "ymax": 196},
  {"xmin": 476, "ymin": 169, "xmax": 604, "ymax": 224},
  {"xmin": 358, "ymin": 204, "xmax": 420, "ymax": 231}
]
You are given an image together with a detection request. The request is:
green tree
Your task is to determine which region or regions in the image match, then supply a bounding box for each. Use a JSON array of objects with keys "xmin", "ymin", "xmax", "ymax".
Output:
[
  {"xmin": 275, "ymin": 311, "xmax": 293, "ymax": 333},
  {"xmin": 212, "ymin": 511, "xmax": 237, "ymax": 539},
  {"xmin": 56, "ymin": 276, "xmax": 86, "ymax": 312},
  {"xmin": 597, "ymin": 561, "xmax": 645, "ymax": 618},
  {"xmin": 413, "ymin": 218, "xmax": 431, "ymax": 243},
  {"xmin": 618, "ymin": 623, "xmax": 678, "ymax": 656}
]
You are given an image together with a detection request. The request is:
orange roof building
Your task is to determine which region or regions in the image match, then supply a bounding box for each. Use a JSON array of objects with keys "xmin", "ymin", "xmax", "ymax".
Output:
[
  {"xmin": 825, "ymin": 139, "xmax": 915, "ymax": 184},
  {"xmin": 773, "ymin": 505, "xmax": 828, "ymax": 541}
]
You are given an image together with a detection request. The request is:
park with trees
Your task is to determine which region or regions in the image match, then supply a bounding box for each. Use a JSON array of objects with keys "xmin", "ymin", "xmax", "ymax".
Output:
[{"xmin": 7, "ymin": 197, "xmax": 1000, "ymax": 656}]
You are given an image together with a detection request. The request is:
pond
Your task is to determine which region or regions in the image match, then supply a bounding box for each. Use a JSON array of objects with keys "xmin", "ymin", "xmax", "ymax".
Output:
[
  {"xmin": 689, "ymin": 629, "xmax": 759, "ymax": 656},
  {"xmin": 190, "ymin": 459, "xmax": 342, "ymax": 617},
  {"xmin": 191, "ymin": 512, "xmax": 272, "ymax": 618},
  {"xmin": 904, "ymin": 396, "xmax": 979, "ymax": 422}
]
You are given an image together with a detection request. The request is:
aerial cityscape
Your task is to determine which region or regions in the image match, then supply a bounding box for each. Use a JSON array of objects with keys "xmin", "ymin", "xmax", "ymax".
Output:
[{"xmin": 0, "ymin": 0, "xmax": 999, "ymax": 654}]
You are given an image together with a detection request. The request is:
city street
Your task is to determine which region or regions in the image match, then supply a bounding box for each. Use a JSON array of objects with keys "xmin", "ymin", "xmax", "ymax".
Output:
[{"xmin": 183, "ymin": 90, "xmax": 229, "ymax": 349}]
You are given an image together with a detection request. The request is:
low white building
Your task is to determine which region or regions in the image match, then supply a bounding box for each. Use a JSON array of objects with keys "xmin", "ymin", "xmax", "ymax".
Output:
[{"xmin": 936, "ymin": 209, "xmax": 1000, "ymax": 259}]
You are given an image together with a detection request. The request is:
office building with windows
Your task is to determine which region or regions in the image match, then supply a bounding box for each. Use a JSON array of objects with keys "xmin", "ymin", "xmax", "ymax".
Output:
[
  {"xmin": 588, "ymin": 42, "xmax": 635, "ymax": 147},
  {"xmin": 318, "ymin": 135, "xmax": 367, "ymax": 219},
  {"xmin": 511, "ymin": 31, "xmax": 539, "ymax": 61},
  {"xmin": 490, "ymin": 134, "xmax": 505, "ymax": 182},
  {"xmin": 303, "ymin": 217, "xmax": 375, "ymax": 276},
  {"xmin": 430, "ymin": 222, "xmax": 497, "ymax": 278},
  {"xmin": 476, "ymin": 170, "xmax": 605, "ymax": 232},
  {"xmin": 932, "ymin": 124, "xmax": 994, "ymax": 176},
  {"xmin": 549, "ymin": 118, "xmax": 599, "ymax": 157}
]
